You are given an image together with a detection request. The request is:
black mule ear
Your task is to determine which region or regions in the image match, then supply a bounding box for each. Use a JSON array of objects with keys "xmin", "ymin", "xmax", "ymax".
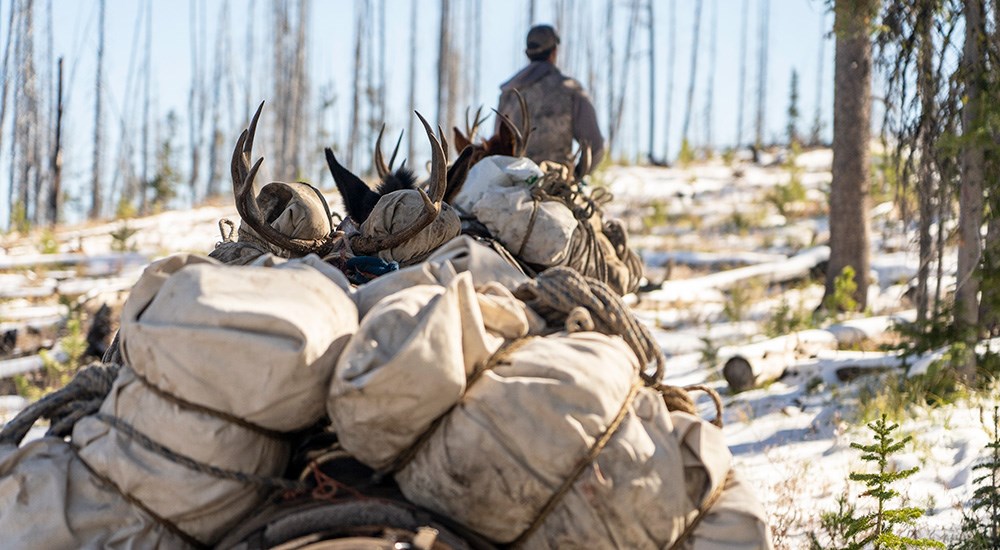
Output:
[
  {"xmin": 325, "ymin": 147, "xmax": 378, "ymax": 223},
  {"xmin": 444, "ymin": 145, "xmax": 475, "ymax": 205}
]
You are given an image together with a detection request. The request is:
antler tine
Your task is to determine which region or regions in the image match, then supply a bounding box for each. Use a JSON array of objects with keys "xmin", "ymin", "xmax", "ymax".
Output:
[
  {"xmin": 465, "ymin": 105, "xmax": 485, "ymax": 142},
  {"xmin": 437, "ymin": 124, "xmax": 450, "ymax": 162},
  {"xmin": 422, "ymin": 115, "xmax": 448, "ymax": 204},
  {"xmin": 231, "ymin": 101, "xmax": 265, "ymax": 190},
  {"xmin": 389, "ymin": 130, "xmax": 404, "ymax": 172},
  {"xmin": 350, "ymin": 112, "xmax": 445, "ymax": 256},
  {"xmin": 374, "ymin": 124, "xmax": 390, "ymax": 179},
  {"xmin": 491, "ymin": 108, "xmax": 525, "ymax": 152},
  {"xmin": 513, "ymin": 89, "xmax": 533, "ymax": 157}
]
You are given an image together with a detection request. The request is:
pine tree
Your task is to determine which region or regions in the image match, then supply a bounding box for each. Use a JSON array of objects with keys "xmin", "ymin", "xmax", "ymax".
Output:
[{"xmin": 812, "ymin": 415, "xmax": 943, "ymax": 549}]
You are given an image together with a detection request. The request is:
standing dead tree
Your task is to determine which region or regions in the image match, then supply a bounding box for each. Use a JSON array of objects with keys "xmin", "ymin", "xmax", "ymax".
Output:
[
  {"xmin": 437, "ymin": 0, "xmax": 452, "ymax": 137},
  {"xmin": 680, "ymin": 0, "xmax": 703, "ymax": 152},
  {"xmin": 754, "ymin": 0, "xmax": 770, "ymax": 156},
  {"xmin": 609, "ymin": 0, "xmax": 641, "ymax": 158},
  {"xmin": 662, "ymin": 0, "xmax": 675, "ymax": 161},
  {"xmin": 90, "ymin": 0, "xmax": 106, "ymax": 220},
  {"xmin": 735, "ymin": 0, "xmax": 749, "ymax": 150},
  {"xmin": 348, "ymin": 0, "xmax": 366, "ymax": 169},
  {"xmin": 48, "ymin": 56, "xmax": 62, "ymax": 226}
]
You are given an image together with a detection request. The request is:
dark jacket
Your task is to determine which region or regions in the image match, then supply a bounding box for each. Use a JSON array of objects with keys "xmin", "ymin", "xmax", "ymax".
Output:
[{"xmin": 495, "ymin": 61, "xmax": 605, "ymax": 175}]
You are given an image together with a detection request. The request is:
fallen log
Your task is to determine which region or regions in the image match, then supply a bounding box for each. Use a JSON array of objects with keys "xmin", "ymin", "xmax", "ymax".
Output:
[
  {"xmin": 0, "ymin": 345, "xmax": 67, "ymax": 379},
  {"xmin": 721, "ymin": 329, "xmax": 839, "ymax": 392},
  {"xmin": 641, "ymin": 246, "xmax": 829, "ymax": 305}
]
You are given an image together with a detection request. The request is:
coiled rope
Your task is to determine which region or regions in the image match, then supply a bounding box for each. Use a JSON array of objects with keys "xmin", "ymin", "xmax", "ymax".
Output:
[{"xmin": 0, "ymin": 362, "xmax": 119, "ymax": 446}]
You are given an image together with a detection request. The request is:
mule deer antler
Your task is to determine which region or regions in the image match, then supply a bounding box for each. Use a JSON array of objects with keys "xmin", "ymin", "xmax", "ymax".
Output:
[
  {"xmin": 513, "ymin": 89, "xmax": 533, "ymax": 157},
  {"xmin": 349, "ymin": 112, "xmax": 446, "ymax": 256},
  {"xmin": 232, "ymin": 101, "xmax": 338, "ymax": 257},
  {"xmin": 374, "ymin": 125, "xmax": 404, "ymax": 180}
]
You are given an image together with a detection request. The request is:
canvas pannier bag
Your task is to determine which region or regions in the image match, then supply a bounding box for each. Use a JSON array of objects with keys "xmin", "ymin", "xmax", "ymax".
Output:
[
  {"xmin": 119, "ymin": 253, "xmax": 358, "ymax": 432},
  {"xmin": 0, "ymin": 438, "xmax": 190, "ymax": 548},
  {"xmin": 66, "ymin": 253, "xmax": 358, "ymax": 544},
  {"xmin": 72, "ymin": 367, "xmax": 289, "ymax": 544}
]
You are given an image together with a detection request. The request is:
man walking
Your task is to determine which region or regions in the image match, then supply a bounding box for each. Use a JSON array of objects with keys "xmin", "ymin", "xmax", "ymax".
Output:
[{"xmin": 496, "ymin": 24, "xmax": 605, "ymax": 177}]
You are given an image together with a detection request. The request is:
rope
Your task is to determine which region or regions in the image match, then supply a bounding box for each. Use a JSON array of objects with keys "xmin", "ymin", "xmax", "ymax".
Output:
[
  {"xmin": 70, "ymin": 444, "xmax": 210, "ymax": 549},
  {"xmin": 127, "ymin": 368, "xmax": 289, "ymax": 441},
  {"xmin": 0, "ymin": 362, "xmax": 120, "ymax": 446},
  {"xmin": 666, "ymin": 470, "xmax": 734, "ymax": 550},
  {"xmin": 511, "ymin": 383, "xmax": 642, "ymax": 547},
  {"xmin": 90, "ymin": 412, "xmax": 303, "ymax": 491},
  {"xmin": 515, "ymin": 267, "xmax": 665, "ymax": 382}
]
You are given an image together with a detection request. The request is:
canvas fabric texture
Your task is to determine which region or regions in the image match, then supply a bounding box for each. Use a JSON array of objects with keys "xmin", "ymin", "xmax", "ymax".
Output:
[
  {"xmin": 359, "ymin": 189, "xmax": 462, "ymax": 267},
  {"xmin": 352, "ymin": 235, "xmax": 529, "ymax": 317},
  {"xmin": 472, "ymin": 185, "xmax": 577, "ymax": 267},
  {"xmin": 328, "ymin": 273, "xmax": 539, "ymax": 470},
  {"xmin": 72, "ymin": 367, "xmax": 289, "ymax": 545},
  {"xmin": 119, "ymin": 254, "xmax": 358, "ymax": 432},
  {"xmin": 0, "ymin": 438, "xmax": 191, "ymax": 549}
]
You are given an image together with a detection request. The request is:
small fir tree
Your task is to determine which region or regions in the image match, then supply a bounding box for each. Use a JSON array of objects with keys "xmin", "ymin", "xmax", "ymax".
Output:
[{"xmin": 811, "ymin": 414, "xmax": 943, "ymax": 549}]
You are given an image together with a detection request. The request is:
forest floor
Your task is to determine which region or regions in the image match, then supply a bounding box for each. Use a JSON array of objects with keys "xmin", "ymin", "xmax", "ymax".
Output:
[{"xmin": 0, "ymin": 148, "xmax": 994, "ymax": 549}]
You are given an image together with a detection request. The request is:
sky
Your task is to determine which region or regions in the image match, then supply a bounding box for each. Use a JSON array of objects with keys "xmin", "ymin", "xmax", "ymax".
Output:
[{"xmin": 0, "ymin": 0, "xmax": 835, "ymax": 224}]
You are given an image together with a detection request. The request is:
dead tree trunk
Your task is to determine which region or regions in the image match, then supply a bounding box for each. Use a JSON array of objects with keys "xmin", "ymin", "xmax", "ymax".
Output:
[
  {"xmin": 141, "ymin": 0, "xmax": 151, "ymax": 213},
  {"xmin": 754, "ymin": 0, "xmax": 770, "ymax": 154},
  {"xmin": 205, "ymin": 0, "xmax": 229, "ymax": 198},
  {"xmin": 957, "ymin": 0, "xmax": 986, "ymax": 380},
  {"xmin": 90, "ymin": 0, "xmax": 105, "ymax": 220},
  {"xmin": 406, "ymin": 0, "xmax": 417, "ymax": 163},
  {"xmin": 826, "ymin": 0, "xmax": 874, "ymax": 312},
  {"xmin": 680, "ymin": 0, "xmax": 703, "ymax": 149},
  {"xmin": 703, "ymin": 0, "xmax": 717, "ymax": 155},
  {"xmin": 437, "ymin": 0, "xmax": 451, "ymax": 133},
  {"xmin": 48, "ymin": 56, "xmax": 61, "ymax": 226},
  {"xmin": 606, "ymin": 0, "xmax": 615, "ymax": 152},
  {"xmin": 347, "ymin": 1, "xmax": 365, "ymax": 168},
  {"xmin": 646, "ymin": 0, "xmax": 656, "ymax": 163},
  {"xmin": 663, "ymin": 0, "xmax": 675, "ymax": 161},
  {"xmin": 187, "ymin": 0, "xmax": 206, "ymax": 205},
  {"xmin": 735, "ymin": 0, "xmax": 748, "ymax": 150},
  {"xmin": 0, "ymin": 0, "xmax": 19, "ymax": 175}
]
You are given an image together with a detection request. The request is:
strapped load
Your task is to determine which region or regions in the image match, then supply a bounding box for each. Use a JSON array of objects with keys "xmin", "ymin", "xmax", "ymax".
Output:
[
  {"xmin": 328, "ymin": 268, "xmax": 771, "ymax": 548},
  {"xmin": 453, "ymin": 154, "xmax": 643, "ymax": 296},
  {"xmin": 1, "ymin": 253, "xmax": 359, "ymax": 547}
]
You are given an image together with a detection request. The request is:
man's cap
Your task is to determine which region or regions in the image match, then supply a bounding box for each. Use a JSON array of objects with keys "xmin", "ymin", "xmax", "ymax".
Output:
[{"xmin": 525, "ymin": 25, "xmax": 560, "ymax": 56}]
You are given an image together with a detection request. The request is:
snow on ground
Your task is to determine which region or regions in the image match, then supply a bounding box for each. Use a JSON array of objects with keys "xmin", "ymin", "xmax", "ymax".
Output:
[{"xmin": 0, "ymin": 149, "xmax": 992, "ymax": 548}]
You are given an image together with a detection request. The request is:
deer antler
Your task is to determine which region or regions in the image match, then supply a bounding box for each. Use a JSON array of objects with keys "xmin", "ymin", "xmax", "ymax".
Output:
[
  {"xmin": 513, "ymin": 89, "xmax": 533, "ymax": 157},
  {"xmin": 350, "ymin": 112, "xmax": 446, "ymax": 256},
  {"xmin": 464, "ymin": 106, "xmax": 485, "ymax": 143},
  {"xmin": 374, "ymin": 125, "xmax": 404, "ymax": 180},
  {"xmin": 232, "ymin": 101, "xmax": 338, "ymax": 257}
]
